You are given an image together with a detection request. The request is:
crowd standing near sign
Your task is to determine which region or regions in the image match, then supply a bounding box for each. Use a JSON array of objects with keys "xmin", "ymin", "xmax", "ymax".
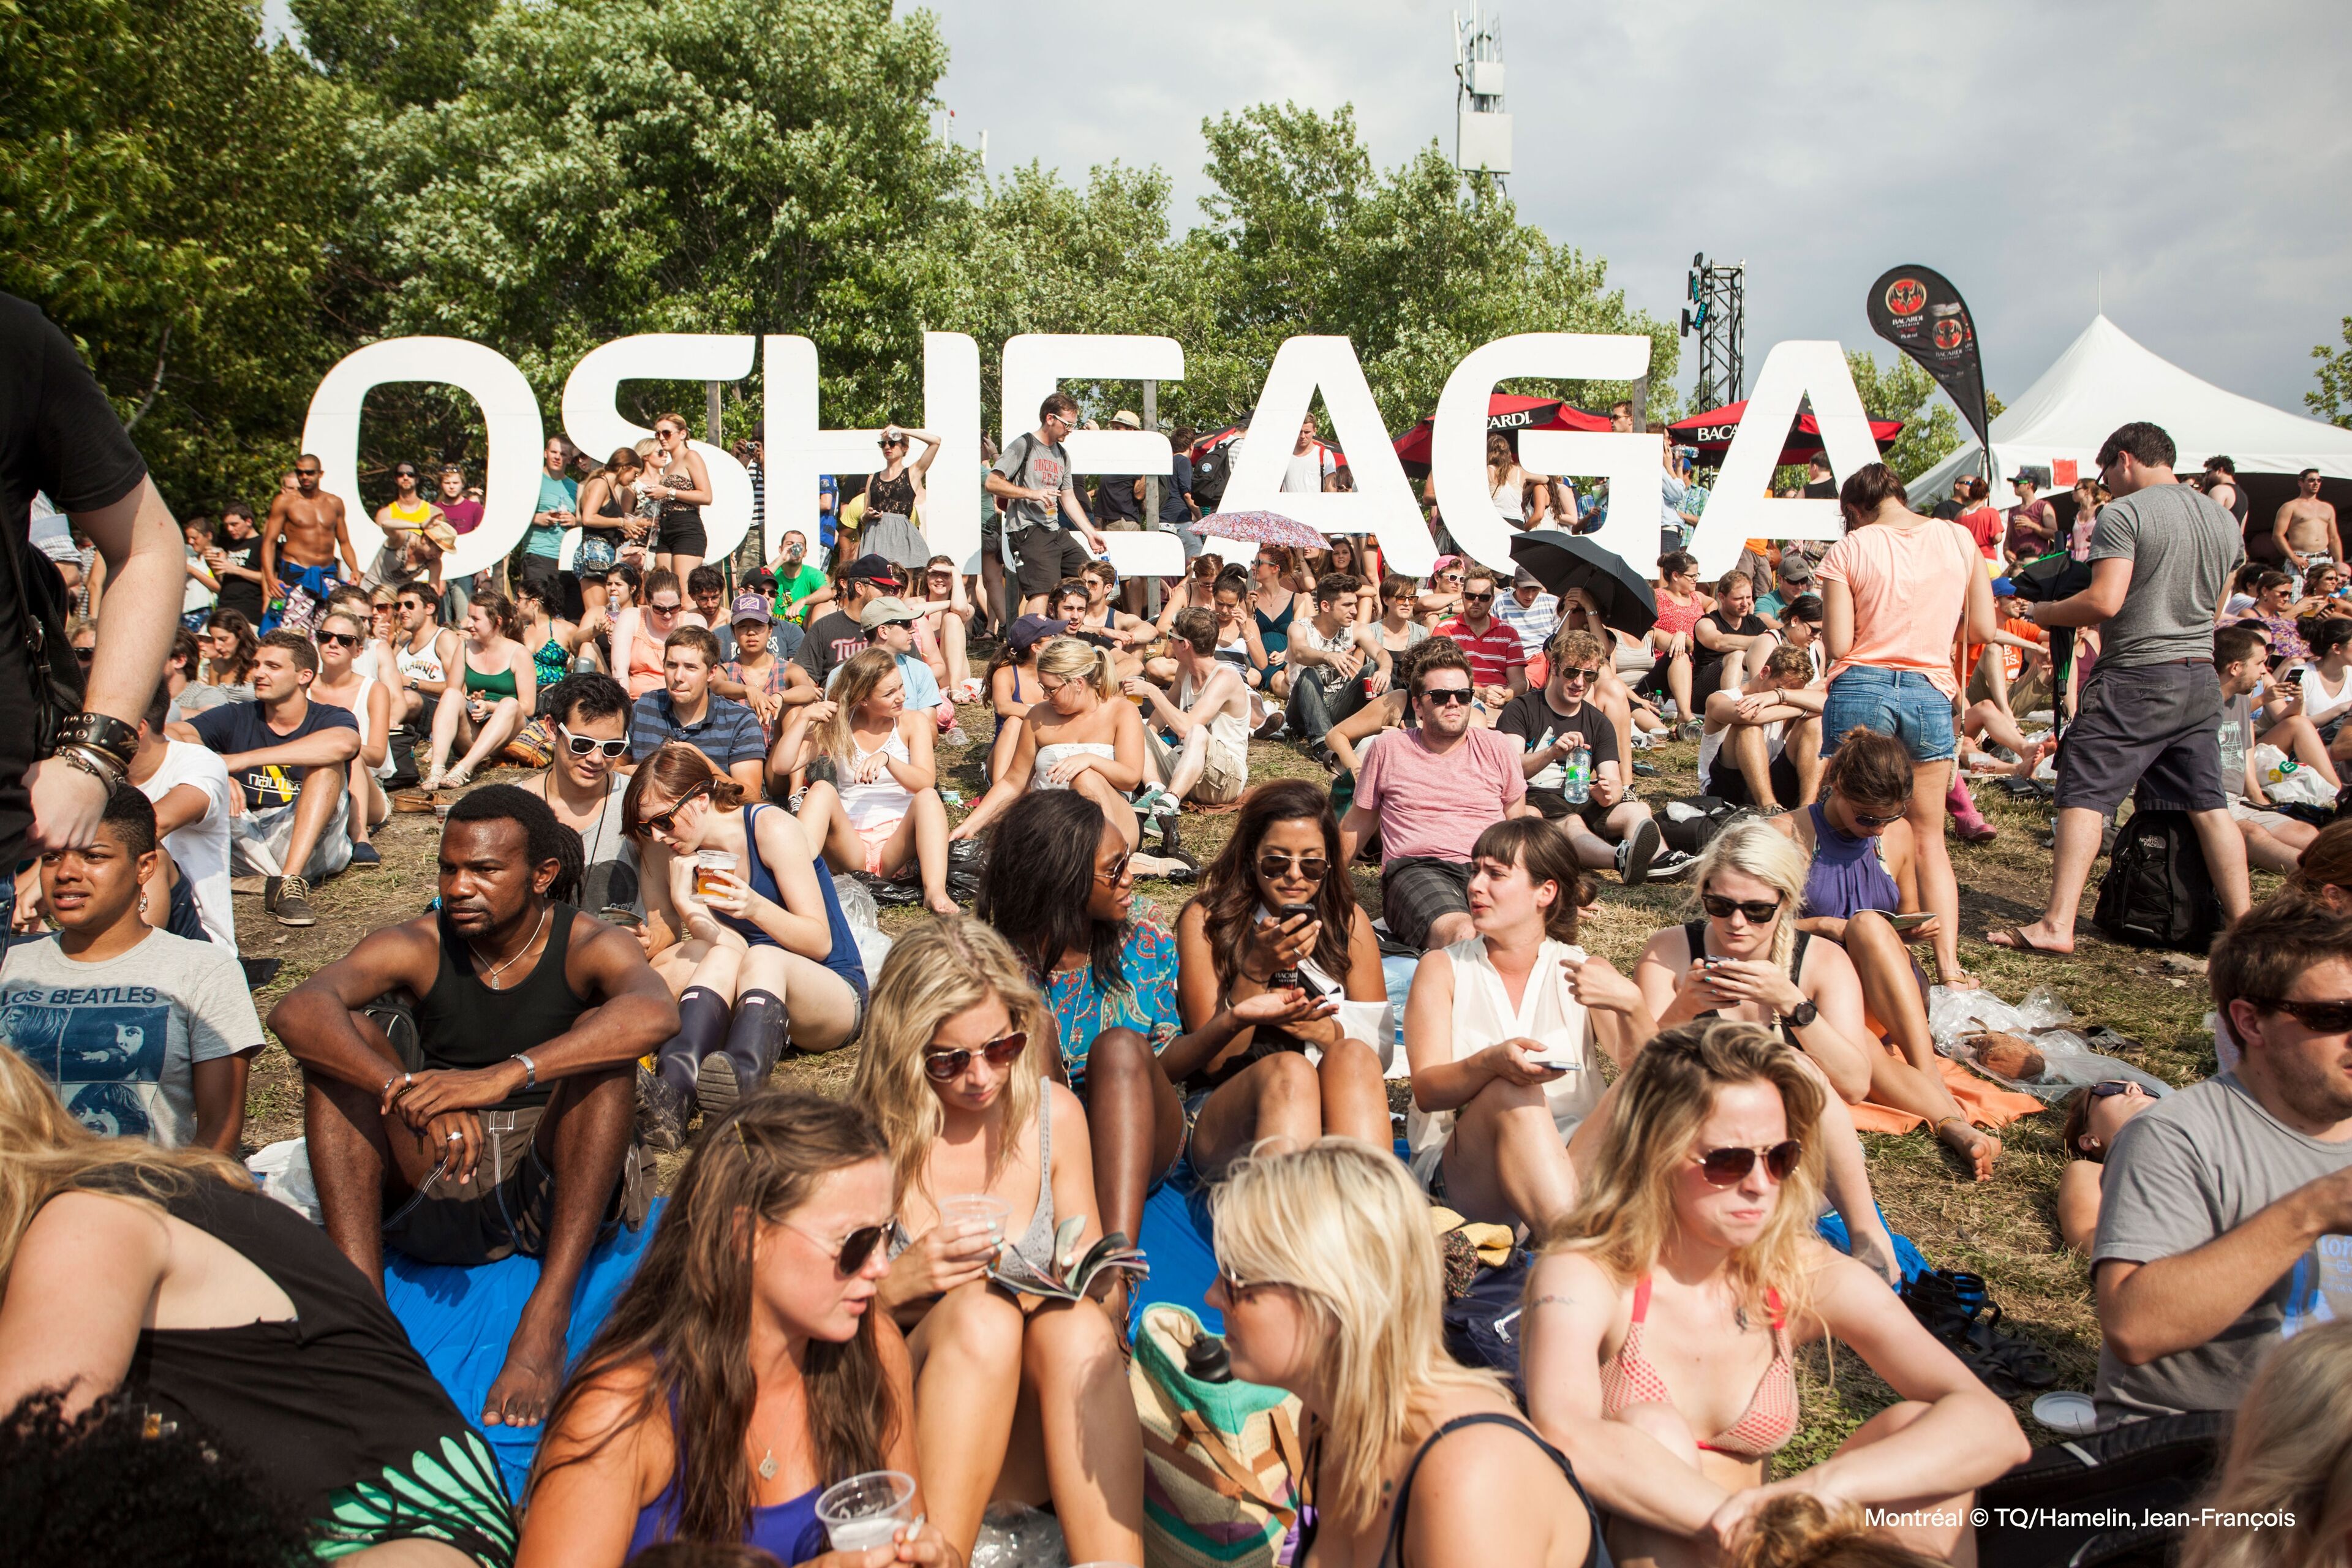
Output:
[{"xmin": 9, "ymin": 280, "xmax": 2352, "ymax": 1568}]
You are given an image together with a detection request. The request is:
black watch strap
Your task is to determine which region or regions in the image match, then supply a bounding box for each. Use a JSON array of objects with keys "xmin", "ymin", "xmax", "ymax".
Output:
[{"xmin": 1787, "ymin": 999, "xmax": 1819, "ymax": 1029}]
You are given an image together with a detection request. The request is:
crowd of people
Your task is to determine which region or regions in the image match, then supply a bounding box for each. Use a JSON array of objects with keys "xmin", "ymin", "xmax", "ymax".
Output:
[{"xmin": 6, "ymin": 278, "xmax": 2351, "ymax": 1568}]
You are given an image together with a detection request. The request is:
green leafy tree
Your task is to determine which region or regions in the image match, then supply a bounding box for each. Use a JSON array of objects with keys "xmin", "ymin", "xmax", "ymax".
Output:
[
  {"xmin": 0, "ymin": 0, "xmax": 353, "ymax": 513},
  {"xmin": 2310, "ymin": 315, "xmax": 2352, "ymax": 429},
  {"xmin": 1847, "ymin": 350, "xmax": 1962, "ymax": 482},
  {"xmin": 289, "ymin": 0, "xmax": 488, "ymax": 109}
]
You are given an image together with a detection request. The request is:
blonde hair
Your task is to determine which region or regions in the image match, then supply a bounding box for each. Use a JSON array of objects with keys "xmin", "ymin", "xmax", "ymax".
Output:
[
  {"xmin": 1213, "ymin": 1139, "xmax": 1504, "ymax": 1533},
  {"xmin": 1733, "ymin": 1494, "xmax": 1945, "ymax": 1568},
  {"xmin": 847, "ymin": 917, "xmax": 1052, "ymax": 1210},
  {"xmin": 1035, "ymin": 636, "xmax": 1117, "ymax": 701},
  {"xmin": 1685, "ymin": 820, "xmax": 1811, "ymax": 982},
  {"xmin": 820, "ymin": 647, "xmax": 903, "ymax": 768},
  {"xmin": 0, "ymin": 1047, "xmax": 249, "ymax": 1297},
  {"xmin": 1541, "ymin": 1020, "xmax": 1827, "ymax": 1325},
  {"xmin": 2182, "ymin": 1318, "xmax": 2352, "ymax": 1568}
]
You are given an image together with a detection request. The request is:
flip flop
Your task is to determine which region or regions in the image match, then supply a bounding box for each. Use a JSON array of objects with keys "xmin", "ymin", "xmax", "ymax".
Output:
[{"xmin": 1987, "ymin": 926, "xmax": 2070, "ymax": 956}]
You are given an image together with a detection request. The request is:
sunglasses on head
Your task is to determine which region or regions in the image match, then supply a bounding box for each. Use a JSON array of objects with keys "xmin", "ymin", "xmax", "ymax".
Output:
[
  {"xmin": 1696, "ymin": 1139, "xmax": 1803, "ymax": 1186},
  {"xmin": 2244, "ymin": 996, "xmax": 2352, "ymax": 1033},
  {"xmin": 559, "ymin": 725, "xmax": 628, "ymax": 759},
  {"xmin": 1419, "ymin": 686, "xmax": 1474, "ymax": 706},
  {"xmin": 783, "ymin": 1218, "xmax": 891, "ymax": 1275},
  {"xmin": 1256, "ymin": 853, "xmax": 1329, "ymax": 883},
  {"xmin": 1701, "ymin": 892, "xmax": 1784, "ymax": 924},
  {"xmin": 639, "ymin": 778, "xmax": 712, "ymax": 834},
  {"xmin": 922, "ymin": 1031, "xmax": 1028, "ymax": 1081},
  {"xmin": 317, "ymin": 630, "xmax": 361, "ymax": 649}
]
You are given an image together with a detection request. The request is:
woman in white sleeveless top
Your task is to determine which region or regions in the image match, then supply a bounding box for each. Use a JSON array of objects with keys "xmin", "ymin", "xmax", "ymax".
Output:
[
  {"xmin": 1403, "ymin": 817, "xmax": 1642, "ymax": 1236},
  {"xmin": 309, "ymin": 609, "xmax": 393, "ymax": 866}
]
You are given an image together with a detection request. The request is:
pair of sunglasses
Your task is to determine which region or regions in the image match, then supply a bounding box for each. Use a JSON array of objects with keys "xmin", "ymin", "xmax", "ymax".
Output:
[
  {"xmin": 1257, "ymin": 854, "xmax": 1328, "ymax": 883},
  {"xmin": 1420, "ymin": 687, "xmax": 1474, "ymax": 706},
  {"xmin": 922, "ymin": 1031, "xmax": 1028, "ymax": 1081},
  {"xmin": 1696, "ymin": 1140, "xmax": 1803, "ymax": 1186},
  {"xmin": 1557, "ymin": 665, "xmax": 1602, "ymax": 685},
  {"xmin": 1094, "ymin": 850, "xmax": 1133, "ymax": 886},
  {"xmin": 2244, "ymin": 996, "xmax": 2352, "ymax": 1033},
  {"xmin": 783, "ymin": 1218, "xmax": 891, "ymax": 1275},
  {"xmin": 640, "ymin": 778, "xmax": 712, "ymax": 834},
  {"xmin": 1702, "ymin": 892, "xmax": 1784, "ymax": 924},
  {"xmin": 559, "ymin": 725, "xmax": 627, "ymax": 759},
  {"xmin": 1847, "ymin": 806, "xmax": 1906, "ymax": 828},
  {"xmin": 2084, "ymin": 1080, "xmax": 2141, "ymax": 1100},
  {"xmin": 317, "ymin": 630, "xmax": 361, "ymax": 649}
]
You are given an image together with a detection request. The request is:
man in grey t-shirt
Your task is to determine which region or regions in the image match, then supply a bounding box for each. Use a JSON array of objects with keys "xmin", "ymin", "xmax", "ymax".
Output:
[
  {"xmin": 2094, "ymin": 897, "xmax": 2352, "ymax": 1423},
  {"xmin": 1992, "ymin": 421, "xmax": 2251, "ymax": 958},
  {"xmin": 984, "ymin": 390, "xmax": 1106, "ymax": 616}
]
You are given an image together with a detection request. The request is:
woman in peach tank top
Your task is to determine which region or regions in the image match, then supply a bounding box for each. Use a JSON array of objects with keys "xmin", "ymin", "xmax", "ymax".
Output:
[
  {"xmin": 1521, "ymin": 1020, "xmax": 2027, "ymax": 1568},
  {"xmin": 1814, "ymin": 464, "xmax": 1997, "ymax": 989}
]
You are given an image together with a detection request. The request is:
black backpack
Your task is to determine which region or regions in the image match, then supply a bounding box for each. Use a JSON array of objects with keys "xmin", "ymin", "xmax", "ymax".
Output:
[
  {"xmin": 2092, "ymin": 808, "xmax": 2221, "ymax": 952},
  {"xmin": 1189, "ymin": 439, "xmax": 1234, "ymax": 512}
]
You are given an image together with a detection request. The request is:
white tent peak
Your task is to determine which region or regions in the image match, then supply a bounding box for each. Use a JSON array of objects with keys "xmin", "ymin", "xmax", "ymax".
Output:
[{"xmin": 1905, "ymin": 312, "xmax": 2352, "ymax": 508}]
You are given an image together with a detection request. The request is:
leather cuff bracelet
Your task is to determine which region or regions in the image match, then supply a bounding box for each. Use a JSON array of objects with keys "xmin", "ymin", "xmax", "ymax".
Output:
[{"xmin": 55, "ymin": 711, "xmax": 139, "ymax": 771}]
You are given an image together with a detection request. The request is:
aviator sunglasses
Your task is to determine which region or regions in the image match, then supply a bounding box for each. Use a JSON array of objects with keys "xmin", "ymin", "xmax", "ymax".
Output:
[
  {"xmin": 922, "ymin": 1031, "xmax": 1028, "ymax": 1081},
  {"xmin": 1695, "ymin": 1140, "xmax": 1803, "ymax": 1186}
]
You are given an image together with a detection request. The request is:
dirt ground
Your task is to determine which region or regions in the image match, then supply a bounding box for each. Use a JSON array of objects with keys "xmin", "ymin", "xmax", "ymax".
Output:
[{"xmin": 234, "ymin": 697, "xmax": 2255, "ymax": 1465}]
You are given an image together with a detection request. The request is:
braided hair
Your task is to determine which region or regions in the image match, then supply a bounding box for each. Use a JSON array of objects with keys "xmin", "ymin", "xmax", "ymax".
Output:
[{"xmin": 444, "ymin": 784, "xmax": 584, "ymax": 904}]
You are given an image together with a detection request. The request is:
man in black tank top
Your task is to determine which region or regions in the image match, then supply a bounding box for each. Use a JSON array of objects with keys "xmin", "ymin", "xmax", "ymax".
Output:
[{"xmin": 270, "ymin": 785, "xmax": 679, "ymax": 1430}]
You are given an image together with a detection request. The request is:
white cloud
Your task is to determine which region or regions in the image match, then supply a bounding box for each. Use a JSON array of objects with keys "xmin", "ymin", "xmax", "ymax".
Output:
[{"xmin": 929, "ymin": 0, "xmax": 2352, "ymax": 416}]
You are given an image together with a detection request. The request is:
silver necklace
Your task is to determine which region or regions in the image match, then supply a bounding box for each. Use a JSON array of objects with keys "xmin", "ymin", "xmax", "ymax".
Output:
[{"xmin": 471, "ymin": 904, "xmax": 552, "ymax": 990}]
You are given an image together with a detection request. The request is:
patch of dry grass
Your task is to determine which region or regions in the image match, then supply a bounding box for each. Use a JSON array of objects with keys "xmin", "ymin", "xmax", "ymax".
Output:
[{"xmin": 237, "ymin": 699, "xmax": 2241, "ymax": 1463}]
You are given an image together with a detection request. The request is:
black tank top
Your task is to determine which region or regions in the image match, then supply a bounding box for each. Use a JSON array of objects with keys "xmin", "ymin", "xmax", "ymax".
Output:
[
  {"xmin": 865, "ymin": 469, "xmax": 916, "ymax": 519},
  {"xmin": 1295, "ymin": 1412, "xmax": 1608, "ymax": 1568},
  {"xmin": 107, "ymin": 1172, "xmax": 518, "ymax": 1560},
  {"xmin": 1683, "ymin": 919, "xmax": 1812, "ymax": 1046},
  {"xmin": 414, "ymin": 903, "xmax": 589, "ymax": 1107}
]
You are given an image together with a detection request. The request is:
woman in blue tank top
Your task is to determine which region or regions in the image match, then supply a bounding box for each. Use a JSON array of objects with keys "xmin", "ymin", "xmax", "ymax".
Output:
[
  {"xmin": 519, "ymin": 1093, "xmax": 951, "ymax": 1567},
  {"xmin": 624, "ymin": 743, "xmax": 867, "ymax": 1150}
]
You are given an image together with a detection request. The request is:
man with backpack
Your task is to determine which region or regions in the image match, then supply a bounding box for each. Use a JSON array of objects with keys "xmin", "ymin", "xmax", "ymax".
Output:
[
  {"xmin": 984, "ymin": 391, "xmax": 1105, "ymax": 616},
  {"xmin": 1988, "ymin": 421, "xmax": 2249, "ymax": 957}
]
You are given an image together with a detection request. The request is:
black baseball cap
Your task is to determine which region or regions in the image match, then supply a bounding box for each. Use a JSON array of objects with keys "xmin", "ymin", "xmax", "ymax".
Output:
[{"xmin": 840, "ymin": 554, "xmax": 903, "ymax": 587}]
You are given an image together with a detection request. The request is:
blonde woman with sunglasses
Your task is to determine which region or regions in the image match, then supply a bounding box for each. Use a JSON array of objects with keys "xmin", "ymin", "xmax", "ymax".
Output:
[
  {"xmin": 1522, "ymin": 1020, "xmax": 2027, "ymax": 1568},
  {"xmin": 309, "ymin": 609, "xmax": 393, "ymax": 867},
  {"xmin": 854, "ymin": 917, "xmax": 1144, "ymax": 1567}
]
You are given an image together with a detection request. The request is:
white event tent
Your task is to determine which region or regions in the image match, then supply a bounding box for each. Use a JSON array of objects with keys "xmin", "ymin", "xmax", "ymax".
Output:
[{"xmin": 1906, "ymin": 314, "xmax": 2352, "ymax": 510}]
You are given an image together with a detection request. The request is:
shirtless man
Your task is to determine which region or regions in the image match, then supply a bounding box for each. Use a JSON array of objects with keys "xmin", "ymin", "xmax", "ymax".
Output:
[
  {"xmin": 262, "ymin": 453, "xmax": 362, "ymax": 633},
  {"xmin": 2275, "ymin": 469, "xmax": 2341, "ymax": 577}
]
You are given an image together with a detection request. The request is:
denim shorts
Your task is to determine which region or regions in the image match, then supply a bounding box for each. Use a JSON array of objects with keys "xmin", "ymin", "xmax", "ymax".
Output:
[{"xmin": 1820, "ymin": 666, "xmax": 1956, "ymax": 763}]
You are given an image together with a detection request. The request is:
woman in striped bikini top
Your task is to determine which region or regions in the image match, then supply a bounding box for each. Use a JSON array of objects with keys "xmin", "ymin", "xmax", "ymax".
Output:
[{"xmin": 1518, "ymin": 1019, "xmax": 2032, "ymax": 1567}]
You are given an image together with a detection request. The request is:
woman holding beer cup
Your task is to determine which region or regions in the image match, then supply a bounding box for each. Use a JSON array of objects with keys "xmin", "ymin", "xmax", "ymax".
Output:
[{"xmin": 624, "ymin": 742, "xmax": 869, "ymax": 1147}]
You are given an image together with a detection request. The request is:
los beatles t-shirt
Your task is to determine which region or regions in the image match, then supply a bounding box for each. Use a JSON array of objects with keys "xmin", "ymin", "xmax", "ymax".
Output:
[
  {"xmin": 0, "ymin": 928, "xmax": 263, "ymax": 1147},
  {"xmin": 187, "ymin": 698, "xmax": 359, "ymax": 810}
]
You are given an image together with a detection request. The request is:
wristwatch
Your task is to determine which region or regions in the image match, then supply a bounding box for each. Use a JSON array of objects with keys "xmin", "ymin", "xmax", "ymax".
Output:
[{"xmin": 1786, "ymin": 999, "xmax": 1820, "ymax": 1029}]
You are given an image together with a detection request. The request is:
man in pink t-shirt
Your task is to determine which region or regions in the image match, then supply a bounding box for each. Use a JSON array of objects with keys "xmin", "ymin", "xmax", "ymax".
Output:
[
  {"xmin": 1340, "ymin": 641, "xmax": 1534, "ymax": 951},
  {"xmin": 1437, "ymin": 566, "xmax": 1531, "ymax": 707}
]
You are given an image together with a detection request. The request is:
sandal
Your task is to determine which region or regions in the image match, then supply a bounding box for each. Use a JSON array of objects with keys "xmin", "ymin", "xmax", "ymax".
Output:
[{"xmin": 1964, "ymin": 1301, "xmax": 2059, "ymax": 1390}]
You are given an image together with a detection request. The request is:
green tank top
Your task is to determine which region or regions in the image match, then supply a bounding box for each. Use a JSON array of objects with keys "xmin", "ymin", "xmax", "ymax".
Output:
[{"xmin": 464, "ymin": 652, "xmax": 518, "ymax": 701}]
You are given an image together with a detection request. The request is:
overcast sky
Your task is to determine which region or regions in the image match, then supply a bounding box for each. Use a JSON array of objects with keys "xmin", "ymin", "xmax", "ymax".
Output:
[{"xmin": 925, "ymin": 0, "xmax": 2352, "ymax": 421}]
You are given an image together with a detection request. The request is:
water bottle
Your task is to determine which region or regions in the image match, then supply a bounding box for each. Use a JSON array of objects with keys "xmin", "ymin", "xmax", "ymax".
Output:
[{"xmin": 1562, "ymin": 745, "xmax": 1591, "ymax": 805}]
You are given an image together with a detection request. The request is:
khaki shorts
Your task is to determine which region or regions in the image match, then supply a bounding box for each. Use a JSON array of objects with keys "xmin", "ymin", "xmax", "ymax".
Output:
[
  {"xmin": 1145, "ymin": 726, "xmax": 1247, "ymax": 805},
  {"xmin": 368, "ymin": 997, "xmax": 650, "ymax": 1267}
]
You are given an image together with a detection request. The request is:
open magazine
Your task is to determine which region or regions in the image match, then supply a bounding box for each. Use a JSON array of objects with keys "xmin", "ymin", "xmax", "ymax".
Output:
[{"xmin": 988, "ymin": 1215, "xmax": 1148, "ymax": 1303}]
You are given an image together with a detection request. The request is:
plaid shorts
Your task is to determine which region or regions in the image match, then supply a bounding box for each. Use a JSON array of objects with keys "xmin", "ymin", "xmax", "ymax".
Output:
[{"xmin": 1380, "ymin": 856, "xmax": 1474, "ymax": 951}]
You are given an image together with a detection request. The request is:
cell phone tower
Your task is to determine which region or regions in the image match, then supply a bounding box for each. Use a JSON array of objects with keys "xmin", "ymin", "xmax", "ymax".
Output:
[
  {"xmin": 1682, "ymin": 254, "xmax": 1747, "ymax": 409},
  {"xmin": 1453, "ymin": 4, "xmax": 1511, "ymax": 196}
]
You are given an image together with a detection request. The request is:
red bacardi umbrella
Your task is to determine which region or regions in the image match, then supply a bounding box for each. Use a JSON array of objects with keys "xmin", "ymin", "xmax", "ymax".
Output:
[
  {"xmin": 1668, "ymin": 401, "xmax": 1904, "ymax": 465},
  {"xmin": 1392, "ymin": 394, "xmax": 1612, "ymax": 468}
]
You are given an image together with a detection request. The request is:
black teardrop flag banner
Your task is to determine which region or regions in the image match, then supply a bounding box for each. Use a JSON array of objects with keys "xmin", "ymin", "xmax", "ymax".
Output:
[{"xmin": 1864, "ymin": 265, "xmax": 1991, "ymax": 450}]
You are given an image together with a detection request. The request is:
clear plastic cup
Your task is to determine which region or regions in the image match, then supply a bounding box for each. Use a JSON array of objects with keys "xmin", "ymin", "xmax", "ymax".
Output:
[
  {"xmin": 939, "ymin": 1193, "xmax": 1008, "ymax": 1245},
  {"xmin": 815, "ymin": 1470, "xmax": 916, "ymax": 1551},
  {"xmin": 692, "ymin": 848, "xmax": 739, "ymax": 900}
]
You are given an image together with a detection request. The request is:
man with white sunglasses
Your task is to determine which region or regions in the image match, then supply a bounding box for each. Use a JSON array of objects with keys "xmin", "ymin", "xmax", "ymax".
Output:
[{"xmin": 516, "ymin": 672, "xmax": 642, "ymax": 923}]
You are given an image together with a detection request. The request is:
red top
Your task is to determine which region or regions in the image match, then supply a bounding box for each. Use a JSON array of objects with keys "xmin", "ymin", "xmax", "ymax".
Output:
[
  {"xmin": 1436, "ymin": 615, "xmax": 1526, "ymax": 689},
  {"xmin": 1959, "ymin": 506, "xmax": 2003, "ymax": 560}
]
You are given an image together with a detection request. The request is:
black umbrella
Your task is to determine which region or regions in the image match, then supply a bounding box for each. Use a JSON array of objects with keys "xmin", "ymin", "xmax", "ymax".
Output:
[{"xmin": 1508, "ymin": 529, "xmax": 1659, "ymax": 640}]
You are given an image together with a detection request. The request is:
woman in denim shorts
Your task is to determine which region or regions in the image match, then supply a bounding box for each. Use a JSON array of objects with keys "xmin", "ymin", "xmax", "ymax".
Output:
[{"xmin": 1815, "ymin": 464, "xmax": 1999, "ymax": 988}]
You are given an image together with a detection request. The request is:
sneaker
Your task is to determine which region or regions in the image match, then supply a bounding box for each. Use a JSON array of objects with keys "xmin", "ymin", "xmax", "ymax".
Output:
[
  {"xmin": 271, "ymin": 874, "xmax": 318, "ymax": 927},
  {"xmin": 637, "ymin": 1066, "xmax": 692, "ymax": 1153},
  {"xmin": 1616, "ymin": 819, "xmax": 1662, "ymax": 886},
  {"xmin": 1647, "ymin": 847, "xmax": 1699, "ymax": 881},
  {"xmin": 348, "ymin": 843, "xmax": 382, "ymax": 869}
]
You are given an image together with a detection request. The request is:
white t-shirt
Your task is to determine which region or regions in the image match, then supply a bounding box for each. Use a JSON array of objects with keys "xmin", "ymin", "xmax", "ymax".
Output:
[
  {"xmin": 1698, "ymin": 715, "xmax": 1785, "ymax": 780},
  {"xmin": 2301, "ymin": 663, "xmax": 2352, "ymax": 722},
  {"xmin": 137, "ymin": 741, "xmax": 237, "ymax": 948}
]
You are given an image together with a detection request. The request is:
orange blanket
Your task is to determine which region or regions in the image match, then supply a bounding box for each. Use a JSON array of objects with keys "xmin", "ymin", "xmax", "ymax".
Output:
[{"xmin": 1848, "ymin": 1039, "xmax": 2046, "ymax": 1134}]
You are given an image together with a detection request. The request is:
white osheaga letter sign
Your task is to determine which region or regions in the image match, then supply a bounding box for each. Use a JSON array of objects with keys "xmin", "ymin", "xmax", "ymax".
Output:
[
  {"xmin": 767, "ymin": 333, "xmax": 982, "ymax": 567},
  {"xmin": 1686, "ymin": 341, "xmax": 1882, "ymax": 578},
  {"xmin": 1002, "ymin": 334, "xmax": 1188, "ymax": 582},
  {"xmin": 562, "ymin": 334, "xmax": 756, "ymax": 564},
  {"xmin": 1217, "ymin": 336, "xmax": 1437, "ymax": 578},
  {"xmin": 1431, "ymin": 333, "xmax": 1657, "ymax": 575},
  {"xmin": 300, "ymin": 337, "xmax": 543, "ymax": 580}
]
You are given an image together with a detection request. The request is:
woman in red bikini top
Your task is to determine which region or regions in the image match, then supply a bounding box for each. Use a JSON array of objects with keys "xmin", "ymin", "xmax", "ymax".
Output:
[{"xmin": 1520, "ymin": 1020, "xmax": 2029, "ymax": 1568}]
